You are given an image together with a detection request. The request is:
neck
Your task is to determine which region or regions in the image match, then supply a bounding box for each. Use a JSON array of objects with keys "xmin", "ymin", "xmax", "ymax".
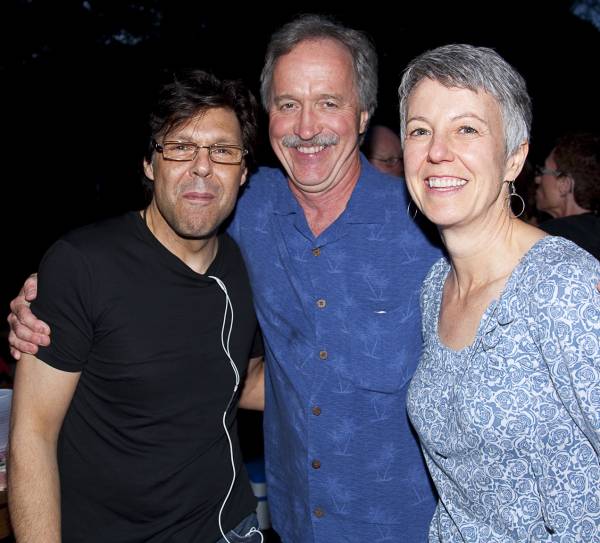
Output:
[
  {"xmin": 289, "ymin": 158, "xmax": 361, "ymax": 237},
  {"xmin": 562, "ymin": 199, "xmax": 590, "ymax": 218},
  {"xmin": 548, "ymin": 192, "xmax": 589, "ymax": 219},
  {"xmin": 440, "ymin": 210, "xmax": 544, "ymax": 293},
  {"xmin": 142, "ymin": 205, "xmax": 218, "ymax": 274}
]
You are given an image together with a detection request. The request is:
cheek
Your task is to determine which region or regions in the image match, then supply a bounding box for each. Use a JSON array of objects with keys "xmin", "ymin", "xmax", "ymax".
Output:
[
  {"xmin": 539, "ymin": 179, "xmax": 553, "ymax": 197},
  {"xmin": 269, "ymin": 114, "xmax": 290, "ymax": 139},
  {"xmin": 402, "ymin": 145, "xmax": 421, "ymax": 176}
]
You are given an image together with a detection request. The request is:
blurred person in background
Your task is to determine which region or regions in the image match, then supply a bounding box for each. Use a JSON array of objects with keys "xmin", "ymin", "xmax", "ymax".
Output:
[
  {"xmin": 535, "ymin": 132, "xmax": 600, "ymax": 259},
  {"xmin": 362, "ymin": 124, "xmax": 405, "ymax": 177}
]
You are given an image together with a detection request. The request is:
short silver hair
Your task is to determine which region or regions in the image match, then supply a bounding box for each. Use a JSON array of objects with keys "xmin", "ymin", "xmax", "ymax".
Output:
[
  {"xmin": 398, "ymin": 44, "xmax": 532, "ymax": 157},
  {"xmin": 260, "ymin": 14, "xmax": 378, "ymax": 119}
]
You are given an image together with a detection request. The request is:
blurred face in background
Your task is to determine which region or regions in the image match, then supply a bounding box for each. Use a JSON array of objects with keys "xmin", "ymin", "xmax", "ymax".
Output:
[
  {"xmin": 534, "ymin": 150, "xmax": 567, "ymax": 218},
  {"xmin": 366, "ymin": 125, "xmax": 404, "ymax": 177}
]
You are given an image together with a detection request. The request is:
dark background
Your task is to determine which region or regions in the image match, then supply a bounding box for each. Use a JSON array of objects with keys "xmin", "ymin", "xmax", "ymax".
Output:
[{"xmin": 1, "ymin": 1, "xmax": 599, "ymax": 334}]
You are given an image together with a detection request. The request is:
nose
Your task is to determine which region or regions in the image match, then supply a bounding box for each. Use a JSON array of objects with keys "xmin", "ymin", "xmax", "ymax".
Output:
[
  {"xmin": 189, "ymin": 146, "xmax": 212, "ymax": 177},
  {"xmin": 427, "ymin": 132, "xmax": 454, "ymax": 163},
  {"xmin": 295, "ymin": 107, "xmax": 321, "ymax": 140}
]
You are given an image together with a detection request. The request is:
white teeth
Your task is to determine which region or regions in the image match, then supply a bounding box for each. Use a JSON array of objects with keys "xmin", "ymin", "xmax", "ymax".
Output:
[
  {"xmin": 427, "ymin": 177, "xmax": 467, "ymax": 188},
  {"xmin": 297, "ymin": 145, "xmax": 325, "ymax": 154}
]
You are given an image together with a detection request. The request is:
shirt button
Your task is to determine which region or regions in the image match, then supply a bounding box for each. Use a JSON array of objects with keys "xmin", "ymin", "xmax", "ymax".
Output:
[
  {"xmin": 316, "ymin": 298, "xmax": 326, "ymax": 309},
  {"xmin": 312, "ymin": 406, "xmax": 322, "ymax": 416},
  {"xmin": 314, "ymin": 507, "xmax": 325, "ymax": 518},
  {"xmin": 312, "ymin": 247, "xmax": 321, "ymax": 257},
  {"xmin": 312, "ymin": 459, "xmax": 321, "ymax": 469},
  {"xmin": 319, "ymin": 350, "xmax": 328, "ymax": 360}
]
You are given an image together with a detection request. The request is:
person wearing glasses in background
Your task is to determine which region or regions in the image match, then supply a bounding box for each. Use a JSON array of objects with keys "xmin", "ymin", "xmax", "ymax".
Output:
[
  {"xmin": 8, "ymin": 70, "xmax": 265, "ymax": 543},
  {"xmin": 362, "ymin": 124, "xmax": 405, "ymax": 177},
  {"xmin": 535, "ymin": 132, "xmax": 600, "ymax": 260}
]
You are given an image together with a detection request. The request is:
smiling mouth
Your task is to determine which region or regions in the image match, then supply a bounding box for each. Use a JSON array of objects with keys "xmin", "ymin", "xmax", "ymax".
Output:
[
  {"xmin": 296, "ymin": 145, "xmax": 327, "ymax": 154},
  {"xmin": 427, "ymin": 176, "xmax": 467, "ymax": 188}
]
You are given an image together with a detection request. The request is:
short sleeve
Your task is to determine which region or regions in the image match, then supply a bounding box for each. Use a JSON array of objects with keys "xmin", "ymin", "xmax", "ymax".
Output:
[
  {"xmin": 32, "ymin": 239, "xmax": 94, "ymax": 372},
  {"xmin": 532, "ymin": 253, "xmax": 600, "ymax": 454}
]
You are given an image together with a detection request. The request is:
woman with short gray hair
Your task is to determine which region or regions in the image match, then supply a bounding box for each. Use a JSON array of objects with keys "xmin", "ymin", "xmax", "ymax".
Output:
[{"xmin": 401, "ymin": 44, "xmax": 600, "ymax": 542}]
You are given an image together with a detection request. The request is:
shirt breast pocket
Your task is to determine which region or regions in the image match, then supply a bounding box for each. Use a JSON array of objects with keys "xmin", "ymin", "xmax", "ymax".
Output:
[{"xmin": 344, "ymin": 303, "xmax": 422, "ymax": 394}]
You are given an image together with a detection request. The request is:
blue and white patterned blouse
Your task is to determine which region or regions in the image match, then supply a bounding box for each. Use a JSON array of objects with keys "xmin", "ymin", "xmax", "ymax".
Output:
[{"xmin": 407, "ymin": 236, "xmax": 600, "ymax": 542}]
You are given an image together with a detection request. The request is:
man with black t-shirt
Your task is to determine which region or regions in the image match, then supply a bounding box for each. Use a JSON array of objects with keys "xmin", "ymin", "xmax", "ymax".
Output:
[{"xmin": 8, "ymin": 71, "xmax": 264, "ymax": 543}]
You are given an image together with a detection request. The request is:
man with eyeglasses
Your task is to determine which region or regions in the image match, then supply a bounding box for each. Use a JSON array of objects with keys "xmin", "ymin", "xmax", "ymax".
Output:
[
  {"xmin": 8, "ymin": 70, "xmax": 265, "ymax": 543},
  {"xmin": 362, "ymin": 124, "xmax": 405, "ymax": 177}
]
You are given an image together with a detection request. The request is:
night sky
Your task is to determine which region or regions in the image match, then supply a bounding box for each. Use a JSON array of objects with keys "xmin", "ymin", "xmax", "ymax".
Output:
[{"xmin": 1, "ymin": 1, "xmax": 599, "ymax": 328}]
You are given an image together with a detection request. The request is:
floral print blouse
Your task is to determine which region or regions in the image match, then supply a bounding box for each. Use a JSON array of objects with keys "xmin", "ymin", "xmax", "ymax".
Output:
[{"xmin": 408, "ymin": 236, "xmax": 600, "ymax": 542}]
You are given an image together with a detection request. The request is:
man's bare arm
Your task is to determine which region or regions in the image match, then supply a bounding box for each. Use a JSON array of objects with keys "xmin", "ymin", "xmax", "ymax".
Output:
[
  {"xmin": 239, "ymin": 356, "xmax": 265, "ymax": 411},
  {"xmin": 8, "ymin": 355, "xmax": 80, "ymax": 542},
  {"xmin": 7, "ymin": 274, "xmax": 50, "ymax": 360}
]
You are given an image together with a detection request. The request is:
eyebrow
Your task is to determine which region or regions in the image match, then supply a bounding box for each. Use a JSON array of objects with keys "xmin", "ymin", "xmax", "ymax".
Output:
[
  {"xmin": 163, "ymin": 137, "xmax": 242, "ymax": 146},
  {"xmin": 407, "ymin": 112, "xmax": 489, "ymax": 125},
  {"xmin": 273, "ymin": 93, "xmax": 343, "ymax": 103},
  {"xmin": 273, "ymin": 94, "xmax": 297, "ymax": 104},
  {"xmin": 451, "ymin": 112, "xmax": 489, "ymax": 125}
]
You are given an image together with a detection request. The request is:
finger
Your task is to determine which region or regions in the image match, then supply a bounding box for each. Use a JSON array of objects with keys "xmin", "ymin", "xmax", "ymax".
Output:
[
  {"xmin": 23, "ymin": 273, "xmax": 39, "ymax": 301},
  {"xmin": 11, "ymin": 319, "xmax": 50, "ymax": 347},
  {"xmin": 8, "ymin": 329, "xmax": 40, "ymax": 358},
  {"xmin": 14, "ymin": 305, "xmax": 51, "ymax": 336},
  {"xmin": 9, "ymin": 295, "xmax": 28, "ymax": 314}
]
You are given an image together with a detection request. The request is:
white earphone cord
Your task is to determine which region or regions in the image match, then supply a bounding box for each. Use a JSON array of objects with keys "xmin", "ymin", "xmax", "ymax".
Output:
[{"xmin": 209, "ymin": 276, "xmax": 263, "ymax": 543}]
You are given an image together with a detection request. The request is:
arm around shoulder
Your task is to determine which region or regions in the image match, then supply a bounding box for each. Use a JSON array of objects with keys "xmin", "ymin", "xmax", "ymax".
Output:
[{"xmin": 7, "ymin": 273, "xmax": 51, "ymax": 360}]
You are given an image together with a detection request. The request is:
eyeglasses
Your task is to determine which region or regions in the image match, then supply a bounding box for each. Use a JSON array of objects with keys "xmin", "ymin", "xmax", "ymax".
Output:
[
  {"xmin": 370, "ymin": 155, "xmax": 403, "ymax": 166},
  {"xmin": 153, "ymin": 140, "xmax": 247, "ymax": 165},
  {"xmin": 534, "ymin": 165, "xmax": 564, "ymax": 178}
]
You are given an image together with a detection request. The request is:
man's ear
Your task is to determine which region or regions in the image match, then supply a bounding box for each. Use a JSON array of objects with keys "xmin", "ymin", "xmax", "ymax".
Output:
[
  {"xmin": 240, "ymin": 165, "xmax": 248, "ymax": 187},
  {"xmin": 143, "ymin": 159, "xmax": 155, "ymax": 181},
  {"xmin": 359, "ymin": 111, "xmax": 369, "ymax": 135}
]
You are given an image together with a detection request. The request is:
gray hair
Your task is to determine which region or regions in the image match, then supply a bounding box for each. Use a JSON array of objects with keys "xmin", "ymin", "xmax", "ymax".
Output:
[
  {"xmin": 398, "ymin": 44, "xmax": 532, "ymax": 157},
  {"xmin": 260, "ymin": 14, "xmax": 378, "ymax": 119}
]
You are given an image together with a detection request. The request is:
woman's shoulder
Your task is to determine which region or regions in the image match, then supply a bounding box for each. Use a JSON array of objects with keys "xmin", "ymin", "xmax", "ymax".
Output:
[
  {"xmin": 523, "ymin": 235, "xmax": 599, "ymax": 279},
  {"xmin": 520, "ymin": 236, "xmax": 600, "ymax": 309},
  {"xmin": 420, "ymin": 257, "xmax": 450, "ymax": 315},
  {"xmin": 423, "ymin": 257, "xmax": 450, "ymax": 289}
]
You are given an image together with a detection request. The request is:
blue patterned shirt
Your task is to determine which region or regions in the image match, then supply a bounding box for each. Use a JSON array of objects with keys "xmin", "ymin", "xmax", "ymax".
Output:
[
  {"xmin": 229, "ymin": 157, "xmax": 441, "ymax": 542},
  {"xmin": 407, "ymin": 236, "xmax": 600, "ymax": 542}
]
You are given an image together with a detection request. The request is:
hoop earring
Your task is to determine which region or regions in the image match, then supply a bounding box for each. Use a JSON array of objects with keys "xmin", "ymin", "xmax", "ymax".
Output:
[
  {"xmin": 507, "ymin": 180, "xmax": 525, "ymax": 218},
  {"xmin": 407, "ymin": 200, "xmax": 418, "ymax": 220}
]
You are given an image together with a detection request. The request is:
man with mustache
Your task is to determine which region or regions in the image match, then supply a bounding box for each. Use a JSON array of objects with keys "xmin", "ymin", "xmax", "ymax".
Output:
[
  {"xmin": 9, "ymin": 15, "xmax": 442, "ymax": 542},
  {"xmin": 226, "ymin": 15, "xmax": 442, "ymax": 541}
]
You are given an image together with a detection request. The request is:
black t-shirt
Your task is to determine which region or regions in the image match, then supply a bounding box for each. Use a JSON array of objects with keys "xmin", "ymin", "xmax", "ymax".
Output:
[
  {"xmin": 539, "ymin": 212, "xmax": 600, "ymax": 261},
  {"xmin": 32, "ymin": 212, "xmax": 258, "ymax": 542}
]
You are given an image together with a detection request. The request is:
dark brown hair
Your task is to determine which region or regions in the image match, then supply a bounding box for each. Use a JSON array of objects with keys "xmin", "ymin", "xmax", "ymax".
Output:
[{"xmin": 553, "ymin": 132, "xmax": 600, "ymax": 212}]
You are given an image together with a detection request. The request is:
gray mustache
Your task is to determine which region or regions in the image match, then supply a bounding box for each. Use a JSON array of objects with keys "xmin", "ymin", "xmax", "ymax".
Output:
[{"xmin": 282, "ymin": 134, "xmax": 340, "ymax": 148}]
